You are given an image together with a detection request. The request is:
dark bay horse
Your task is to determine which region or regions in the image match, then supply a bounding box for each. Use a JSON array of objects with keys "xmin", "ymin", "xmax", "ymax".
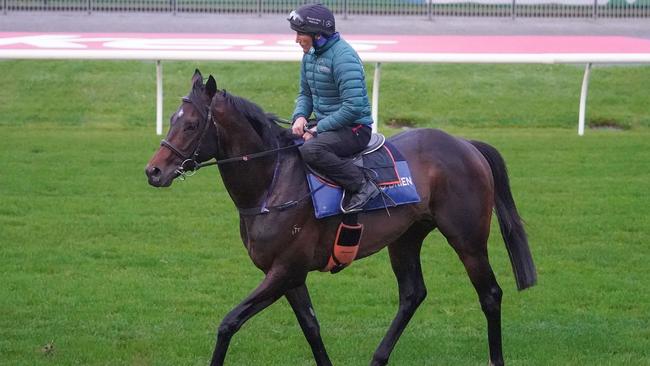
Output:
[{"xmin": 145, "ymin": 70, "xmax": 536, "ymax": 366}]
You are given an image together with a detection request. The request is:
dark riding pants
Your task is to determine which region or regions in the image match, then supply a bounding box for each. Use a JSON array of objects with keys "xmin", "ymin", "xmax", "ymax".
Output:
[{"xmin": 299, "ymin": 125, "xmax": 371, "ymax": 192}]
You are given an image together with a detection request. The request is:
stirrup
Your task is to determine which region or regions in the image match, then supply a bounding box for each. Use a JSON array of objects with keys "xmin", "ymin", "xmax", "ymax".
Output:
[{"xmin": 340, "ymin": 182, "xmax": 379, "ymax": 214}]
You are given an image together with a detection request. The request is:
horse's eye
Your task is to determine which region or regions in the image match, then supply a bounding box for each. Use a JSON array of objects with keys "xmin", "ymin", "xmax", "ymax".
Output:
[{"xmin": 184, "ymin": 122, "xmax": 198, "ymax": 131}]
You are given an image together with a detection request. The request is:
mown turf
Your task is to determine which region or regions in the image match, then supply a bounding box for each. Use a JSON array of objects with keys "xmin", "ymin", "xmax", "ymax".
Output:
[
  {"xmin": 0, "ymin": 61, "xmax": 649, "ymax": 365},
  {"xmin": 1, "ymin": 60, "xmax": 649, "ymax": 130}
]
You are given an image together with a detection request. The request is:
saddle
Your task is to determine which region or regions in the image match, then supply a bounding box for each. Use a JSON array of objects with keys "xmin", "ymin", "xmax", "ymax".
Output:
[
  {"xmin": 304, "ymin": 134, "xmax": 420, "ymax": 219},
  {"xmin": 304, "ymin": 134, "xmax": 420, "ymax": 273},
  {"xmin": 353, "ymin": 133, "xmax": 386, "ymax": 163},
  {"xmin": 305, "ymin": 133, "xmax": 400, "ymax": 186}
]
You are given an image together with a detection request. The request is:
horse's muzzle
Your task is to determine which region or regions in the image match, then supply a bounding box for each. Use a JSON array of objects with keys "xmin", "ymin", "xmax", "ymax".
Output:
[{"xmin": 145, "ymin": 164, "xmax": 173, "ymax": 187}]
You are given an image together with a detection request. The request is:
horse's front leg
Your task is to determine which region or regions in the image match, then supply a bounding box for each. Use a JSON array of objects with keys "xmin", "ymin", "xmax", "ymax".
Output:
[
  {"xmin": 210, "ymin": 268, "xmax": 298, "ymax": 366},
  {"xmin": 285, "ymin": 284, "xmax": 332, "ymax": 366}
]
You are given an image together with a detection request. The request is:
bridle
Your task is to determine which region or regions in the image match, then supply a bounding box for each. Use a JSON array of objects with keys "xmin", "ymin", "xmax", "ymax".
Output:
[
  {"xmin": 159, "ymin": 96, "xmax": 214, "ymax": 180},
  {"xmin": 157, "ymin": 94, "xmax": 329, "ymax": 215},
  {"xmin": 159, "ymin": 95, "xmax": 301, "ymax": 180}
]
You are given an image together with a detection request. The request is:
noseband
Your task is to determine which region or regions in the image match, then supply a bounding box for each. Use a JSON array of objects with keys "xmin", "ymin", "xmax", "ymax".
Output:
[{"xmin": 159, "ymin": 96, "xmax": 213, "ymax": 180}]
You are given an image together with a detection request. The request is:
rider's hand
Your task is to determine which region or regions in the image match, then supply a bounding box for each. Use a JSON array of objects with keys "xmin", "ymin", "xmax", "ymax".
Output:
[
  {"xmin": 292, "ymin": 117, "xmax": 308, "ymax": 137},
  {"xmin": 302, "ymin": 127, "xmax": 317, "ymax": 141}
]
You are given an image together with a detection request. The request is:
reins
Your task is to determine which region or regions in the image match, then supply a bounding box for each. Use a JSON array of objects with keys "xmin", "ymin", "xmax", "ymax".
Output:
[
  {"xmin": 162, "ymin": 95, "xmax": 315, "ymax": 215},
  {"xmin": 196, "ymin": 143, "xmax": 301, "ymax": 169},
  {"xmin": 160, "ymin": 95, "xmax": 300, "ymax": 179},
  {"xmin": 205, "ymin": 116, "xmax": 309, "ymax": 216},
  {"xmin": 196, "ymin": 116, "xmax": 296, "ymax": 168}
]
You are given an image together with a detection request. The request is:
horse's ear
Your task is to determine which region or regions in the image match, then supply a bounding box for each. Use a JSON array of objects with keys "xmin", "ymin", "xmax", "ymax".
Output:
[
  {"xmin": 192, "ymin": 69, "xmax": 203, "ymax": 87},
  {"xmin": 206, "ymin": 75, "xmax": 217, "ymax": 98}
]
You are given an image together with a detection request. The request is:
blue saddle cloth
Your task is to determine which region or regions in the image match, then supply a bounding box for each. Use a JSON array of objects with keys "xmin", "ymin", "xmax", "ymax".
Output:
[{"xmin": 306, "ymin": 143, "xmax": 421, "ymax": 219}]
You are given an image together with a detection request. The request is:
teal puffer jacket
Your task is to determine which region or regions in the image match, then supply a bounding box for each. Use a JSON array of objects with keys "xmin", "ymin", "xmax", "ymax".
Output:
[{"xmin": 292, "ymin": 35, "xmax": 373, "ymax": 133}]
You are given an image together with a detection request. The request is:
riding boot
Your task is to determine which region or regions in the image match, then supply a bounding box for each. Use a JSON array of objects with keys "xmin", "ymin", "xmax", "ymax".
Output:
[{"xmin": 342, "ymin": 179, "xmax": 380, "ymax": 213}]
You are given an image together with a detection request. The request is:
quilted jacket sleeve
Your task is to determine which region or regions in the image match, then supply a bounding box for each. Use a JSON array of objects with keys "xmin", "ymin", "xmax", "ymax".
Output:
[{"xmin": 292, "ymin": 58, "xmax": 313, "ymax": 122}]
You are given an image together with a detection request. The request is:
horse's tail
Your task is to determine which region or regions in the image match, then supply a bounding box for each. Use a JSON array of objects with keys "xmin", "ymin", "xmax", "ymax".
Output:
[{"xmin": 470, "ymin": 140, "xmax": 537, "ymax": 291}]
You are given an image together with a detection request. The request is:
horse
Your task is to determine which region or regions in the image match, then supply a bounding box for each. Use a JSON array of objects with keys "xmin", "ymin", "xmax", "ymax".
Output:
[{"xmin": 145, "ymin": 69, "xmax": 537, "ymax": 366}]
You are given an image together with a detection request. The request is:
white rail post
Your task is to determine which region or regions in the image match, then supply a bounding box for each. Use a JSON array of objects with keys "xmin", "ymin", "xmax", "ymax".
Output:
[
  {"xmin": 371, "ymin": 62, "xmax": 381, "ymax": 134},
  {"xmin": 578, "ymin": 63, "xmax": 592, "ymax": 136},
  {"xmin": 156, "ymin": 60, "xmax": 163, "ymax": 136}
]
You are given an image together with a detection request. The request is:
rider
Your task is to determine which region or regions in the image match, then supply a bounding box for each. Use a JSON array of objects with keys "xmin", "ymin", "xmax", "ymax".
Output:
[{"xmin": 288, "ymin": 3, "xmax": 379, "ymax": 213}]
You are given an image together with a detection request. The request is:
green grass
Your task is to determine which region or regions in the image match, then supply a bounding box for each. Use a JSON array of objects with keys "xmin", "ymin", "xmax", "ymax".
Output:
[
  {"xmin": 1, "ymin": 61, "xmax": 649, "ymax": 365},
  {"xmin": 1, "ymin": 61, "xmax": 649, "ymax": 130}
]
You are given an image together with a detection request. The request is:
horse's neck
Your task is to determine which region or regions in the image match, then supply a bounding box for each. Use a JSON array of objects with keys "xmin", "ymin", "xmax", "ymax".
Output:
[
  {"xmin": 219, "ymin": 150, "xmax": 305, "ymax": 212},
  {"xmin": 267, "ymin": 150, "xmax": 307, "ymax": 204},
  {"xmin": 215, "ymin": 131, "xmax": 271, "ymax": 210},
  {"xmin": 210, "ymin": 94, "xmax": 307, "ymax": 211},
  {"xmin": 215, "ymin": 122, "xmax": 304, "ymax": 211}
]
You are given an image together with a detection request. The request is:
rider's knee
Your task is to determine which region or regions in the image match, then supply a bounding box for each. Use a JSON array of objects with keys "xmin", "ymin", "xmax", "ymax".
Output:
[{"xmin": 299, "ymin": 144, "xmax": 321, "ymax": 163}]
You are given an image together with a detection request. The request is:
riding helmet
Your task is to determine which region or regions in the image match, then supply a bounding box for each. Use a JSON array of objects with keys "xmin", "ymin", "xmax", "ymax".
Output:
[{"xmin": 287, "ymin": 3, "xmax": 336, "ymax": 37}]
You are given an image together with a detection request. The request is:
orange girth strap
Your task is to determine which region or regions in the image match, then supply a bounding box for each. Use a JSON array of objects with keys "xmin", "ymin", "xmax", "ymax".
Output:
[{"xmin": 321, "ymin": 221, "xmax": 363, "ymax": 273}]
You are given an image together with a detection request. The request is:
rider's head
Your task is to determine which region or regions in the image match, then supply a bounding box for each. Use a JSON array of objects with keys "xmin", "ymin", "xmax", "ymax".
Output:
[{"xmin": 287, "ymin": 3, "xmax": 336, "ymax": 37}]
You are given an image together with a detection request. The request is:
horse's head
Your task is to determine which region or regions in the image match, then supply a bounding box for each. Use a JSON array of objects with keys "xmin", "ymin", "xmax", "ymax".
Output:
[{"xmin": 145, "ymin": 69, "xmax": 218, "ymax": 187}]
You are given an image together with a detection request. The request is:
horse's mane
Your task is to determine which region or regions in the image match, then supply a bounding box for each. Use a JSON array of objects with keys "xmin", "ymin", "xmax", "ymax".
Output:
[{"xmin": 221, "ymin": 91, "xmax": 294, "ymax": 147}]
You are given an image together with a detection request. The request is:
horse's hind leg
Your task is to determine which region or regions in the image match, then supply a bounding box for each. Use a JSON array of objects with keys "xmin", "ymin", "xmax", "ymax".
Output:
[
  {"xmin": 371, "ymin": 222, "xmax": 431, "ymax": 366},
  {"xmin": 459, "ymin": 252, "xmax": 504, "ymax": 366},
  {"xmin": 285, "ymin": 284, "xmax": 332, "ymax": 366},
  {"xmin": 438, "ymin": 211, "xmax": 504, "ymax": 365}
]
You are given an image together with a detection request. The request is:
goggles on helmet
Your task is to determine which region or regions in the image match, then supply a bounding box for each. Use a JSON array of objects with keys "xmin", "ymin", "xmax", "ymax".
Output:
[{"xmin": 287, "ymin": 10, "xmax": 305, "ymax": 27}]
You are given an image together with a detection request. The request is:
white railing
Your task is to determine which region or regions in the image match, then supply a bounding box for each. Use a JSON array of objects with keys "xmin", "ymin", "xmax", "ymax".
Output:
[
  {"xmin": 2, "ymin": 0, "xmax": 650, "ymax": 18},
  {"xmin": 2, "ymin": 32, "xmax": 650, "ymax": 136}
]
